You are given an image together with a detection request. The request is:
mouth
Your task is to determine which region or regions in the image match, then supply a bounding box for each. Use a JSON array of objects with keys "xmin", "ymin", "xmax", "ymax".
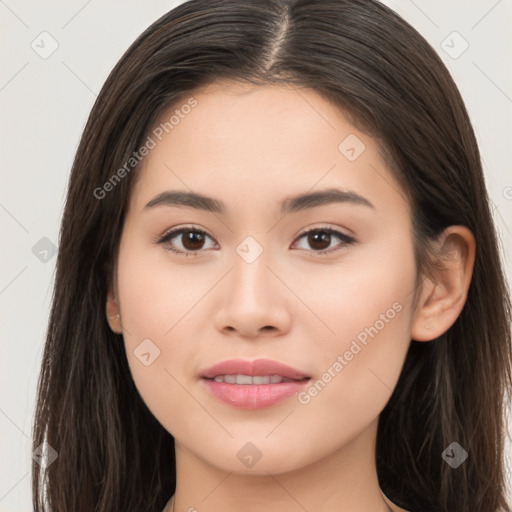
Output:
[
  {"xmin": 200, "ymin": 358, "xmax": 311, "ymax": 409},
  {"xmin": 208, "ymin": 374, "xmax": 299, "ymax": 384}
]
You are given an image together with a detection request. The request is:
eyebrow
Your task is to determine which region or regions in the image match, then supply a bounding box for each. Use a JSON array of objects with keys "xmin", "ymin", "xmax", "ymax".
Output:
[{"xmin": 144, "ymin": 187, "xmax": 375, "ymax": 215}]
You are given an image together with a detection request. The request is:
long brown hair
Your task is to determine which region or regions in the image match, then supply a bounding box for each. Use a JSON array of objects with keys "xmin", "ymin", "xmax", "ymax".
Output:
[{"xmin": 32, "ymin": 1, "xmax": 512, "ymax": 511}]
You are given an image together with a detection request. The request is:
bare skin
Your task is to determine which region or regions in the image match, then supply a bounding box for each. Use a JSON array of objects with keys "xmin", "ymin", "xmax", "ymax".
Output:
[{"xmin": 107, "ymin": 81, "xmax": 475, "ymax": 512}]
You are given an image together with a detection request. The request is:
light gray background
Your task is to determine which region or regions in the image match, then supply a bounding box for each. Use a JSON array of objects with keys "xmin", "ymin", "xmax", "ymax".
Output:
[{"xmin": 1, "ymin": 1, "xmax": 511, "ymax": 510}]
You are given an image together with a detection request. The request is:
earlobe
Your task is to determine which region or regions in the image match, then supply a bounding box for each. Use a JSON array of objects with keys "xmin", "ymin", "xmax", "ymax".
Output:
[
  {"xmin": 106, "ymin": 282, "xmax": 123, "ymax": 334},
  {"xmin": 411, "ymin": 226, "xmax": 475, "ymax": 342}
]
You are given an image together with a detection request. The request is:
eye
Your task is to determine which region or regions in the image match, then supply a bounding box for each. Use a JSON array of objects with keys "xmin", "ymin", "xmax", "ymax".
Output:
[
  {"xmin": 156, "ymin": 226, "xmax": 217, "ymax": 256},
  {"xmin": 291, "ymin": 226, "xmax": 355, "ymax": 254},
  {"xmin": 156, "ymin": 225, "xmax": 355, "ymax": 257}
]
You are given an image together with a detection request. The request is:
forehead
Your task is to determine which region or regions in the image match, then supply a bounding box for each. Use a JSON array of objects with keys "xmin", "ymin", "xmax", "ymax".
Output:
[
  {"xmin": 148, "ymin": 81, "xmax": 361, "ymax": 162},
  {"xmin": 128, "ymin": 80, "xmax": 407, "ymax": 220},
  {"xmin": 161, "ymin": 80, "xmax": 350, "ymax": 145}
]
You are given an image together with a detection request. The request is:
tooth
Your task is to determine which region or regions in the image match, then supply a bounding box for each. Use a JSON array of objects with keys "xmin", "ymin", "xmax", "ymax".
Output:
[
  {"xmin": 236, "ymin": 374, "xmax": 253, "ymax": 385},
  {"xmin": 213, "ymin": 374, "xmax": 290, "ymax": 385},
  {"xmin": 252, "ymin": 376, "xmax": 271, "ymax": 385}
]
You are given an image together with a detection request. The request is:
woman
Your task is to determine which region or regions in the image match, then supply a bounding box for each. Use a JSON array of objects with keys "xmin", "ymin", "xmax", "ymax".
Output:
[{"xmin": 32, "ymin": 1, "xmax": 512, "ymax": 511}]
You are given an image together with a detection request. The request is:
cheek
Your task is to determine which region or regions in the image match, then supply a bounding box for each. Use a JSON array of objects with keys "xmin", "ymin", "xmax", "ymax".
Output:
[
  {"xmin": 115, "ymin": 235, "xmax": 217, "ymax": 432},
  {"xmin": 115, "ymin": 237, "xmax": 174, "ymax": 401},
  {"xmin": 116, "ymin": 232, "xmax": 209, "ymax": 341},
  {"xmin": 292, "ymin": 240, "xmax": 416, "ymax": 409},
  {"xmin": 297, "ymin": 239, "xmax": 415, "ymax": 348}
]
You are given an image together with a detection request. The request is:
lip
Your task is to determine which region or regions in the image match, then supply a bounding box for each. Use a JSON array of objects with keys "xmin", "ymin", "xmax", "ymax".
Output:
[{"xmin": 200, "ymin": 358, "xmax": 311, "ymax": 410}]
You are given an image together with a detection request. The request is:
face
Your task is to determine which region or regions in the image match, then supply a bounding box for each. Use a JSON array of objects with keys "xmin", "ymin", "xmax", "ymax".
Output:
[{"xmin": 112, "ymin": 81, "xmax": 419, "ymax": 475}]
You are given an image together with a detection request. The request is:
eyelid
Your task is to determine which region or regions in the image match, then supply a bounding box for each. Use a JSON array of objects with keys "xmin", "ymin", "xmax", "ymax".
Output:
[{"xmin": 157, "ymin": 224, "xmax": 209, "ymax": 242}]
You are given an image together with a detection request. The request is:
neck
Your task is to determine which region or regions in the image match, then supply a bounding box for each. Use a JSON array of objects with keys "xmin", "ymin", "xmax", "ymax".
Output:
[{"xmin": 167, "ymin": 418, "xmax": 397, "ymax": 512}]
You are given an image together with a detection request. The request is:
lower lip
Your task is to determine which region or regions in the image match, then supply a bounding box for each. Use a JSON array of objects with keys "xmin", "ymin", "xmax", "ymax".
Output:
[{"xmin": 202, "ymin": 379, "xmax": 309, "ymax": 409}]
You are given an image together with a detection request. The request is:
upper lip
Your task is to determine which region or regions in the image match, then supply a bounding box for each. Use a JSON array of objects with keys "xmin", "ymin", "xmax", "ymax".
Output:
[{"xmin": 201, "ymin": 358, "xmax": 310, "ymax": 380}]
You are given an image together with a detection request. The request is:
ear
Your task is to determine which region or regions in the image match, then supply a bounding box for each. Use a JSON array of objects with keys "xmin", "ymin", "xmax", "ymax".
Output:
[
  {"xmin": 411, "ymin": 226, "xmax": 475, "ymax": 342},
  {"xmin": 106, "ymin": 278, "xmax": 122, "ymax": 334}
]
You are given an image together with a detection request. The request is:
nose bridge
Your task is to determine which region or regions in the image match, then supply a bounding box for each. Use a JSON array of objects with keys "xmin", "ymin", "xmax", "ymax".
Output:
[
  {"xmin": 231, "ymin": 234, "xmax": 273, "ymax": 303},
  {"xmin": 215, "ymin": 233, "xmax": 290, "ymax": 335}
]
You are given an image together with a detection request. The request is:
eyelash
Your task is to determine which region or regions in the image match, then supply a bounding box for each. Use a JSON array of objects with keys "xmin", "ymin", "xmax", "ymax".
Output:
[{"xmin": 156, "ymin": 224, "xmax": 355, "ymax": 257}]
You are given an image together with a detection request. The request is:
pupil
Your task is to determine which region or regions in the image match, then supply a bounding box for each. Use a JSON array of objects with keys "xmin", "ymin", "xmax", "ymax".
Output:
[
  {"xmin": 309, "ymin": 231, "xmax": 330, "ymax": 250},
  {"xmin": 184, "ymin": 231, "xmax": 204, "ymax": 250}
]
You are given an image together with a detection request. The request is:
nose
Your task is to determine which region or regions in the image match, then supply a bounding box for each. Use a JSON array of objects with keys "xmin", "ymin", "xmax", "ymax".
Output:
[{"xmin": 214, "ymin": 246, "xmax": 292, "ymax": 339}]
